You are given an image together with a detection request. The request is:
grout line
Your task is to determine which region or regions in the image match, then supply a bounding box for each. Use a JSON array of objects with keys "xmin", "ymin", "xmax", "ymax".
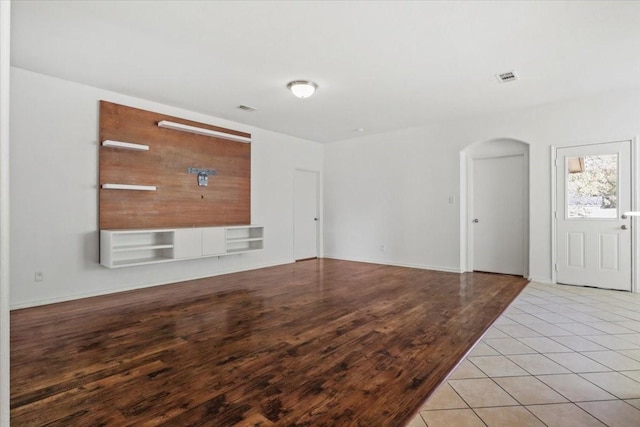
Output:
[
  {"xmin": 573, "ymin": 400, "xmax": 636, "ymax": 427},
  {"xmin": 467, "ymin": 407, "xmax": 489, "ymax": 427},
  {"xmin": 418, "ymin": 412, "xmax": 428, "ymax": 426},
  {"xmin": 576, "ymin": 372, "xmax": 638, "ymax": 400},
  {"xmin": 419, "ymin": 282, "xmax": 640, "ymax": 426}
]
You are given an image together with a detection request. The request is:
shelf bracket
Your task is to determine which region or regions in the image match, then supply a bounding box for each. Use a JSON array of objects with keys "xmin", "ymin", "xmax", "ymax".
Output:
[{"xmin": 188, "ymin": 167, "xmax": 217, "ymax": 187}]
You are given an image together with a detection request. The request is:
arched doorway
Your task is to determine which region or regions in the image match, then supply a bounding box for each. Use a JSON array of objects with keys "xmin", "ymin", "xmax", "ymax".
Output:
[{"xmin": 460, "ymin": 139, "xmax": 530, "ymax": 276}]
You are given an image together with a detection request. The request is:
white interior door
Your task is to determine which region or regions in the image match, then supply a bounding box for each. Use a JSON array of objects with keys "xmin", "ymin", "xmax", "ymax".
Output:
[
  {"xmin": 294, "ymin": 170, "xmax": 318, "ymax": 260},
  {"xmin": 556, "ymin": 141, "xmax": 631, "ymax": 291},
  {"xmin": 472, "ymin": 155, "xmax": 525, "ymax": 276}
]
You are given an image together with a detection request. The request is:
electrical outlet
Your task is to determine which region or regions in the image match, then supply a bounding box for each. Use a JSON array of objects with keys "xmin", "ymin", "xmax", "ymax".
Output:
[
  {"xmin": 380, "ymin": 245, "xmax": 386, "ymax": 252},
  {"xmin": 34, "ymin": 271, "xmax": 44, "ymax": 282}
]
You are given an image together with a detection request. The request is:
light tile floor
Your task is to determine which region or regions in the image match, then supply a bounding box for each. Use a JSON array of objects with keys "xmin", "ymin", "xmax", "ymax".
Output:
[{"xmin": 408, "ymin": 281, "xmax": 640, "ymax": 427}]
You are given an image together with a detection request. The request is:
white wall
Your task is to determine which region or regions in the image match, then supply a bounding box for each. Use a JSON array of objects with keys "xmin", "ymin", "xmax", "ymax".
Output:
[
  {"xmin": 11, "ymin": 67, "xmax": 640, "ymax": 308},
  {"xmin": 10, "ymin": 68, "xmax": 323, "ymax": 308},
  {"xmin": 324, "ymin": 124, "xmax": 462, "ymax": 272},
  {"xmin": 324, "ymin": 88, "xmax": 640, "ymax": 284},
  {"xmin": 0, "ymin": 1, "xmax": 11, "ymax": 424}
]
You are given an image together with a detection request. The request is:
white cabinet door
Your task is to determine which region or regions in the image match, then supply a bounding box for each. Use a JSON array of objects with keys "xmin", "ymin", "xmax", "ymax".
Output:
[
  {"xmin": 202, "ymin": 227, "xmax": 226, "ymax": 256},
  {"xmin": 174, "ymin": 229, "xmax": 202, "ymax": 259},
  {"xmin": 175, "ymin": 228, "xmax": 226, "ymax": 258},
  {"xmin": 556, "ymin": 141, "xmax": 631, "ymax": 291}
]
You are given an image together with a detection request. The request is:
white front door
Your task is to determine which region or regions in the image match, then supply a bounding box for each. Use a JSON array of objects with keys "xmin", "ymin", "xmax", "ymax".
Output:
[
  {"xmin": 294, "ymin": 170, "xmax": 319, "ymax": 260},
  {"xmin": 472, "ymin": 155, "xmax": 526, "ymax": 276},
  {"xmin": 556, "ymin": 141, "xmax": 632, "ymax": 291}
]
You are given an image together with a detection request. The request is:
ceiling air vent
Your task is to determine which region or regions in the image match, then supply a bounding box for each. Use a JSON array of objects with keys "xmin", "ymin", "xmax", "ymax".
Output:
[
  {"xmin": 495, "ymin": 70, "xmax": 519, "ymax": 83},
  {"xmin": 237, "ymin": 104, "xmax": 257, "ymax": 112}
]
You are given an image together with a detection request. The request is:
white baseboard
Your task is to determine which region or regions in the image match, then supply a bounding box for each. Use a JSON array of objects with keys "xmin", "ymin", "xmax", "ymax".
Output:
[
  {"xmin": 10, "ymin": 259, "xmax": 294, "ymax": 310},
  {"xmin": 527, "ymin": 277, "xmax": 554, "ymax": 285},
  {"xmin": 16, "ymin": 257, "xmax": 537, "ymax": 310},
  {"xmin": 321, "ymin": 255, "xmax": 463, "ymax": 274}
]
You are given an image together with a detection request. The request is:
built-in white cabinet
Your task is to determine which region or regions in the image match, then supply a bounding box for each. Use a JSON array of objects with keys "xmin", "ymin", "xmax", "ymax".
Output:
[{"xmin": 101, "ymin": 225, "xmax": 263, "ymax": 268}]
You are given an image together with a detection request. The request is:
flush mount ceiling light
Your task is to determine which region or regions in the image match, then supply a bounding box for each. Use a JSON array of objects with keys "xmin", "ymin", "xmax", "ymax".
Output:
[{"xmin": 287, "ymin": 80, "xmax": 318, "ymax": 98}]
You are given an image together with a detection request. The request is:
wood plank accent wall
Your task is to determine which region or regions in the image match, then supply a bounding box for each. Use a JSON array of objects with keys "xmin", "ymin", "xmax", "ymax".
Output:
[{"xmin": 99, "ymin": 101, "xmax": 251, "ymax": 229}]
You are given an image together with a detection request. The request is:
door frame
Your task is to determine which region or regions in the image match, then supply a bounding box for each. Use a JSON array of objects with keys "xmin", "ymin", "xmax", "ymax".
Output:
[
  {"xmin": 551, "ymin": 137, "xmax": 639, "ymax": 293},
  {"xmin": 460, "ymin": 140, "xmax": 530, "ymax": 276},
  {"xmin": 293, "ymin": 168, "xmax": 322, "ymax": 260},
  {"xmin": 0, "ymin": 0, "xmax": 10, "ymax": 423}
]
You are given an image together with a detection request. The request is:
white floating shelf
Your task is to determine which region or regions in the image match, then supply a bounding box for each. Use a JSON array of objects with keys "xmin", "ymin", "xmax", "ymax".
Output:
[
  {"xmin": 102, "ymin": 184, "xmax": 157, "ymax": 191},
  {"xmin": 226, "ymin": 237, "xmax": 263, "ymax": 242},
  {"xmin": 113, "ymin": 244, "xmax": 174, "ymax": 253},
  {"xmin": 226, "ymin": 248, "xmax": 254, "ymax": 254},
  {"xmin": 112, "ymin": 257, "xmax": 174, "ymax": 268},
  {"xmin": 157, "ymin": 120, "xmax": 251, "ymax": 143},
  {"xmin": 102, "ymin": 140, "xmax": 149, "ymax": 151}
]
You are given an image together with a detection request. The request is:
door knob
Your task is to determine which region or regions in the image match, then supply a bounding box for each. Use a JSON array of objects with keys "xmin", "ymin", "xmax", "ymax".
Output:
[
  {"xmin": 473, "ymin": 218, "xmax": 479, "ymax": 223},
  {"xmin": 314, "ymin": 218, "xmax": 318, "ymax": 221},
  {"xmin": 621, "ymin": 224, "xmax": 628, "ymax": 230}
]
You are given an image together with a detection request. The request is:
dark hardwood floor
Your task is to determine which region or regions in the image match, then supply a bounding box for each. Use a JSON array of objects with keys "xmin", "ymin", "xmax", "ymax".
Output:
[{"xmin": 11, "ymin": 259, "xmax": 528, "ymax": 426}]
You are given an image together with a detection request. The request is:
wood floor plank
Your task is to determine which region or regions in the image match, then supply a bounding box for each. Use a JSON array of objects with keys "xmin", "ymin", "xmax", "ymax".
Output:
[{"xmin": 11, "ymin": 259, "xmax": 527, "ymax": 425}]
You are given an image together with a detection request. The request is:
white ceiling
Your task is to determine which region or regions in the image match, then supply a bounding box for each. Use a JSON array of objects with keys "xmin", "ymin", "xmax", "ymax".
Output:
[{"xmin": 10, "ymin": 0, "xmax": 640, "ymax": 143}]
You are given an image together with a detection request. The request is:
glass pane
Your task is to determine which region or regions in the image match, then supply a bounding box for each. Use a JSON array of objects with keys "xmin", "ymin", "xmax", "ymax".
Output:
[{"xmin": 567, "ymin": 154, "xmax": 617, "ymax": 219}]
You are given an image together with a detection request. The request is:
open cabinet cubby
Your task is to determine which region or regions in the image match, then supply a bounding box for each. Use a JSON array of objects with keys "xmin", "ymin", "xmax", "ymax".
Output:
[
  {"xmin": 226, "ymin": 225, "xmax": 264, "ymax": 254},
  {"xmin": 101, "ymin": 229, "xmax": 176, "ymax": 268}
]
